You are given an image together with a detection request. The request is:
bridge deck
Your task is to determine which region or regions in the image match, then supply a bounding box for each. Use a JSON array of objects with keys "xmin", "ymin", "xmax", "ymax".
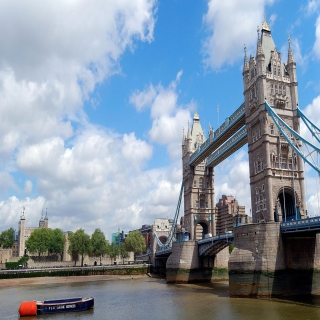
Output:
[
  {"xmin": 280, "ymin": 217, "xmax": 320, "ymax": 235},
  {"xmin": 198, "ymin": 234, "xmax": 234, "ymax": 256}
]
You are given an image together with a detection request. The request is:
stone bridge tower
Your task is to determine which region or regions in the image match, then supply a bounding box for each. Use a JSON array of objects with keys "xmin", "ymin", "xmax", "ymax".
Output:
[
  {"xmin": 243, "ymin": 19, "xmax": 306, "ymax": 223},
  {"xmin": 182, "ymin": 113, "xmax": 215, "ymax": 240}
]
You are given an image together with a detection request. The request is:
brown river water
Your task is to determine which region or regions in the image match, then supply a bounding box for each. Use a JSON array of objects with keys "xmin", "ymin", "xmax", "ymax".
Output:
[{"xmin": 1, "ymin": 277, "xmax": 320, "ymax": 320}]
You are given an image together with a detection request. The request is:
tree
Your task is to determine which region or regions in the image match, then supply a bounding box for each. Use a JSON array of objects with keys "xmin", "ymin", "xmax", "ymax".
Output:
[
  {"xmin": 119, "ymin": 242, "xmax": 129, "ymax": 264},
  {"xmin": 107, "ymin": 242, "xmax": 119, "ymax": 264},
  {"xmin": 68, "ymin": 229, "xmax": 91, "ymax": 266},
  {"xmin": 124, "ymin": 230, "xmax": 146, "ymax": 254},
  {"xmin": 25, "ymin": 228, "xmax": 51, "ymax": 256},
  {"xmin": 48, "ymin": 228, "xmax": 65, "ymax": 260},
  {"xmin": 0, "ymin": 227, "xmax": 15, "ymax": 248},
  {"xmin": 91, "ymin": 228, "xmax": 107, "ymax": 265}
]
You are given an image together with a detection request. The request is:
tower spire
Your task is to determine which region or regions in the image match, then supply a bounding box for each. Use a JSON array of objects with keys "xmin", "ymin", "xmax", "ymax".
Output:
[
  {"xmin": 287, "ymin": 35, "xmax": 295, "ymax": 64},
  {"xmin": 256, "ymin": 25, "xmax": 263, "ymax": 56},
  {"xmin": 243, "ymin": 43, "xmax": 249, "ymax": 73}
]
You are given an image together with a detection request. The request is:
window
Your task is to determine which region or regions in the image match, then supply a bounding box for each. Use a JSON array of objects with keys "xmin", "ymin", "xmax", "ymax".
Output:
[
  {"xmin": 193, "ymin": 179, "xmax": 197, "ymax": 187},
  {"xmin": 199, "ymin": 177, "xmax": 204, "ymax": 188},
  {"xmin": 195, "ymin": 200, "xmax": 199, "ymax": 208},
  {"xmin": 280, "ymin": 157, "xmax": 288, "ymax": 169},
  {"xmin": 271, "ymin": 84, "xmax": 274, "ymax": 95},
  {"xmin": 270, "ymin": 125, "xmax": 274, "ymax": 135}
]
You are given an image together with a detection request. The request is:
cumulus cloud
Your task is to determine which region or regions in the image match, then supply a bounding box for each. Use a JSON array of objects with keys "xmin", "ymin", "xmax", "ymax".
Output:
[
  {"xmin": 215, "ymin": 149, "xmax": 251, "ymax": 216},
  {"xmin": 0, "ymin": 1, "xmax": 161, "ymax": 237},
  {"xmin": 202, "ymin": 0, "xmax": 274, "ymax": 70},
  {"xmin": 130, "ymin": 71, "xmax": 191, "ymax": 159}
]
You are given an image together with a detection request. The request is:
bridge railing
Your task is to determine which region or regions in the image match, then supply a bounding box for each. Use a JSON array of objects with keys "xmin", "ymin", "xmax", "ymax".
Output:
[
  {"xmin": 189, "ymin": 103, "xmax": 245, "ymax": 165},
  {"xmin": 198, "ymin": 233, "xmax": 234, "ymax": 245},
  {"xmin": 280, "ymin": 217, "xmax": 320, "ymax": 233}
]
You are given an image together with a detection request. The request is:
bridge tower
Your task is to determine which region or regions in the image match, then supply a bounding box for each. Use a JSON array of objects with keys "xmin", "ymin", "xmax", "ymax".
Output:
[
  {"xmin": 182, "ymin": 113, "xmax": 215, "ymax": 240},
  {"xmin": 243, "ymin": 19, "xmax": 306, "ymax": 223}
]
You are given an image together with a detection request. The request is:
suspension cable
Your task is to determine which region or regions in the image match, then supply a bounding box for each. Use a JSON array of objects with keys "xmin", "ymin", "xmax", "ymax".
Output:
[{"xmin": 154, "ymin": 182, "xmax": 184, "ymax": 250}]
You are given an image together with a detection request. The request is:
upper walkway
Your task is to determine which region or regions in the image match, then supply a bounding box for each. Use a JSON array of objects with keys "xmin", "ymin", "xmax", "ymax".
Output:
[{"xmin": 189, "ymin": 103, "xmax": 245, "ymax": 167}]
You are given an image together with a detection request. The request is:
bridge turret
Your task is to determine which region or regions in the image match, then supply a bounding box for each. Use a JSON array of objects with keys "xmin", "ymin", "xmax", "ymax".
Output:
[
  {"xmin": 182, "ymin": 113, "xmax": 215, "ymax": 240},
  {"xmin": 244, "ymin": 17, "xmax": 306, "ymax": 223}
]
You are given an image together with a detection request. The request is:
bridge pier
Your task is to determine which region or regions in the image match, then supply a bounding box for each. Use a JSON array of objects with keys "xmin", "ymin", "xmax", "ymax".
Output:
[
  {"xmin": 166, "ymin": 241, "xmax": 229, "ymax": 283},
  {"xmin": 229, "ymin": 222, "xmax": 320, "ymax": 296}
]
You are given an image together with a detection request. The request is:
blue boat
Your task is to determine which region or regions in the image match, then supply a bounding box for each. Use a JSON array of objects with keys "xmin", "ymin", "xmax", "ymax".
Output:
[{"xmin": 19, "ymin": 297, "xmax": 94, "ymax": 316}]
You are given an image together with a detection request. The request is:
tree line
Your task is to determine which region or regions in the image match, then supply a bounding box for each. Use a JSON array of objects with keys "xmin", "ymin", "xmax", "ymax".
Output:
[{"xmin": 0, "ymin": 227, "xmax": 146, "ymax": 267}]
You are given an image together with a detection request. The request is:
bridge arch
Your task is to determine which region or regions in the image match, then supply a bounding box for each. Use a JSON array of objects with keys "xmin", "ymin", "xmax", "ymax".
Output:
[
  {"xmin": 194, "ymin": 220, "xmax": 209, "ymax": 240},
  {"xmin": 276, "ymin": 187, "xmax": 301, "ymax": 222}
]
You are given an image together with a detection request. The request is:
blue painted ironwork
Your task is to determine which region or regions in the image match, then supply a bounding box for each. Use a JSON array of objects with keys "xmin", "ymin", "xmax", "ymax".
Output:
[
  {"xmin": 155, "ymin": 247, "xmax": 172, "ymax": 257},
  {"xmin": 198, "ymin": 233, "xmax": 234, "ymax": 256},
  {"xmin": 280, "ymin": 217, "xmax": 320, "ymax": 234},
  {"xmin": 135, "ymin": 246, "xmax": 151, "ymax": 258},
  {"xmin": 189, "ymin": 103, "xmax": 245, "ymax": 166},
  {"xmin": 206, "ymin": 127, "xmax": 247, "ymax": 168},
  {"xmin": 154, "ymin": 182, "xmax": 184, "ymax": 251},
  {"xmin": 265, "ymin": 100, "xmax": 320, "ymax": 174},
  {"xmin": 297, "ymin": 107, "xmax": 320, "ymax": 144}
]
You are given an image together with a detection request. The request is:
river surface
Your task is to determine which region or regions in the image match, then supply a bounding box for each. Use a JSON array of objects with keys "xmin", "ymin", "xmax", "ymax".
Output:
[{"xmin": 1, "ymin": 277, "xmax": 320, "ymax": 320}]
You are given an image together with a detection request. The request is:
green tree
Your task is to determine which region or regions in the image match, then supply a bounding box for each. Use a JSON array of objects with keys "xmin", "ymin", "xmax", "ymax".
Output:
[
  {"xmin": 68, "ymin": 229, "xmax": 91, "ymax": 266},
  {"xmin": 124, "ymin": 230, "xmax": 146, "ymax": 254},
  {"xmin": 25, "ymin": 228, "xmax": 52, "ymax": 256},
  {"xmin": 0, "ymin": 227, "xmax": 15, "ymax": 248},
  {"xmin": 48, "ymin": 228, "xmax": 65, "ymax": 260},
  {"xmin": 91, "ymin": 228, "xmax": 107, "ymax": 265},
  {"xmin": 119, "ymin": 242, "xmax": 129, "ymax": 264},
  {"xmin": 107, "ymin": 242, "xmax": 119, "ymax": 264}
]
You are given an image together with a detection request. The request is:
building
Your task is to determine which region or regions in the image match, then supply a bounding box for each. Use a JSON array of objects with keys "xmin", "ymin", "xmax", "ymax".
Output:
[
  {"xmin": 18, "ymin": 210, "xmax": 49, "ymax": 257},
  {"xmin": 215, "ymin": 195, "xmax": 250, "ymax": 235}
]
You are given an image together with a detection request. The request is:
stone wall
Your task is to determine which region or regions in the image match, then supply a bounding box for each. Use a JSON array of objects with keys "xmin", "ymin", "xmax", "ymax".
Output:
[
  {"xmin": 166, "ymin": 240, "xmax": 229, "ymax": 283},
  {"xmin": 229, "ymin": 222, "xmax": 320, "ymax": 296}
]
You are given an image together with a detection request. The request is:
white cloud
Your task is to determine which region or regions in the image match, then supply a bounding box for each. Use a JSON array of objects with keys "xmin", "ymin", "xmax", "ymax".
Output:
[
  {"xmin": 203, "ymin": 0, "xmax": 274, "ymax": 70},
  {"xmin": 0, "ymin": 1, "xmax": 161, "ymax": 237},
  {"xmin": 313, "ymin": 15, "xmax": 320, "ymax": 59},
  {"xmin": 306, "ymin": 0, "xmax": 320, "ymax": 15},
  {"xmin": 130, "ymin": 71, "xmax": 191, "ymax": 159},
  {"xmin": 215, "ymin": 149, "xmax": 251, "ymax": 216}
]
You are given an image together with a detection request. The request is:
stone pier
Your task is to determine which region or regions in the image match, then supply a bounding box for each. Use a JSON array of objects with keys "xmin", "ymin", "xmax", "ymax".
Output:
[
  {"xmin": 229, "ymin": 222, "xmax": 320, "ymax": 296},
  {"xmin": 166, "ymin": 240, "xmax": 229, "ymax": 283}
]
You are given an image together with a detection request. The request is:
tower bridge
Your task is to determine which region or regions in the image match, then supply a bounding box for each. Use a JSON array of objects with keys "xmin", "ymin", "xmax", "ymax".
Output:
[{"xmin": 151, "ymin": 18, "xmax": 320, "ymax": 296}]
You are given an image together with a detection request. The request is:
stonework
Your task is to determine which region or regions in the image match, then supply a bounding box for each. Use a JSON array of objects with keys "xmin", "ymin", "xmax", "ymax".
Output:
[
  {"xmin": 243, "ymin": 20, "xmax": 306, "ymax": 223},
  {"xmin": 182, "ymin": 114, "xmax": 215, "ymax": 240},
  {"xmin": 166, "ymin": 241, "xmax": 229, "ymax": 283},
  {"xmin": 229, "ymin": 222, "xmax": 320, "ymax": 296}
]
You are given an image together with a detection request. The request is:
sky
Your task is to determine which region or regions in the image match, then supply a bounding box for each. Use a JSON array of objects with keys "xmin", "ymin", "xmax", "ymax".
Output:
[{"xmin": 2, "ymin": 0, "xmax": 320, "ymax": 240}]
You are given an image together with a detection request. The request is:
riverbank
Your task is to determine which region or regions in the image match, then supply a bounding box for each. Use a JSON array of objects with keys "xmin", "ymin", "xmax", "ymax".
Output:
[{"xmin": 0, "ymin": 274, "xmax": 148, "ymax": 288}]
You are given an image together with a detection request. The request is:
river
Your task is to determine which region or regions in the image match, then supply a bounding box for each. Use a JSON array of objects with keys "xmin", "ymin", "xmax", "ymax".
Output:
[{"xmin": 1, "ymin": 277, "xmax": 320, "ymax": 319}]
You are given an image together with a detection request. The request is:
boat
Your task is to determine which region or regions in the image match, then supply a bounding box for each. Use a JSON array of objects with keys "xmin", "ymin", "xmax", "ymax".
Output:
[{"xmin": 19, "ymin": 297, "xmax": 94, "ymax": 316}]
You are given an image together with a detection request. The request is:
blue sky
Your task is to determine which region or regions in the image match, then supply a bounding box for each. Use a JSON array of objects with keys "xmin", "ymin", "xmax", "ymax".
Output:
[{"xmin": 1, "ymin": 0, "xmax": 320, "ymax": 240}]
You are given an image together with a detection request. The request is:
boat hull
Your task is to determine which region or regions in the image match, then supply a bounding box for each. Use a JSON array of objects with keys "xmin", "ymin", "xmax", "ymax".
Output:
[{"xmin": 36, "ymin": 297, "xmax": 94, "ymax": 315}]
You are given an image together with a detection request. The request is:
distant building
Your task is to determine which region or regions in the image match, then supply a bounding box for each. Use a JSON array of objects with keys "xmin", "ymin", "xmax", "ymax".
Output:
[
  {"xmin": 18, "ymin": 210, "xmax": 49, "ymax": 257},
  {"xmin": 111, "ymin": 229, "xmax": 127, "ymax": 245},
  {"xmin": 215, "ymin": 195, "xmax": 251, "ymax": 235}
]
